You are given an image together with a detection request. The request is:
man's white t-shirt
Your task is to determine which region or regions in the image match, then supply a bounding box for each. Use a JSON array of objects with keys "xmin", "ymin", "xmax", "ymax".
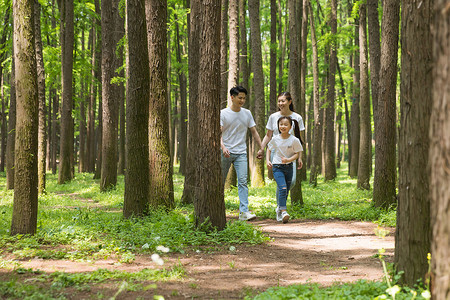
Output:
[
  {"xmin": 220, "ymin": 107, "xmax": 256, "ymax": 154},
  {"xmin": 266, "ymin": 111, "xmax": 305, "ymax": 136},
  {"xmin": 268, "ymin": 135, "xmax": 303, "ymax": 164}
]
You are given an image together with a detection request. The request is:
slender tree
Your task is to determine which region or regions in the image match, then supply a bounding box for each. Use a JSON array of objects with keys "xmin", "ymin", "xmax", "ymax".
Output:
[
  {"xmin": 372, "ymin": 0, "xmax": 399, "ymax": 208},
  {"xmin": 395, "ymin": 0, "xmax": 432, "ymax": 286},
  {"xmin": 220, "ymin": 0, "xmax": 228, "ymax": 107},
  {"xmin": 100, "ymin": 0, "xmax": 120, "ymax": 190},
  {"xmin": 367, "ymin": 0, "xmax": 380, "ymax": 134},
  {"xmin": 248, "ymin": 0, "xmax": 265, "ymax": 187},
  {"xmin": 10, "ymin": 0, "xmax": 39, "ymax": 235},
  {"xmin": 6, "ymin": 21, "xmax": 16, "ymax": 190},
  {"xmin": 239, "ymin": 0, "xmax": 249, "ymax": 93},
  {"xmin": 324, "ymin": 0, "xmax": 337, "ymax": 181},
  {"xmin": 58, "ymin": 0, "xmax": 74, "ymax": 184},
  {"xmin": 357, "ymin": 1, "xmax": 371, "ymax": 190},
  {"xmin": 430, "ymin": 2, "xmax": 450, "ymax": 298},
  {"xmin": 123, "ymin": 0, "xmax": 150, "ymax": 218},
  {"xmin": 308, "ymin": 0, "xmax": 321, "ymax": 187},
  {"xmin": 269, "ymin": 0, "xmax": 277, "ymax": 115},
  {"xmin": 146, "ymin": 0, "xmax": 174, "ymax": 208},
  {"xmin": 349, "ymin": 14, "xmax": 360, "ymax": 178}
]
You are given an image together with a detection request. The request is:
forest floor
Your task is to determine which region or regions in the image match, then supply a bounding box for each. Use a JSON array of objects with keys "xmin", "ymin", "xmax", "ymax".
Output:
[{"xmin": 11, "ymin": 217, "xmax": 395, "ymax": 299}]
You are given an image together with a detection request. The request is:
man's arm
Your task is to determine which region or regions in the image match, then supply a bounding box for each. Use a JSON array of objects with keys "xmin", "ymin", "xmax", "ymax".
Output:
[
  {"xmin": 221, "ymin": 126, "xmax": 230, "ymax": 157},
  {"xmin": 249, "ymin": 126, "xmax": 264, "ymax": 159}
]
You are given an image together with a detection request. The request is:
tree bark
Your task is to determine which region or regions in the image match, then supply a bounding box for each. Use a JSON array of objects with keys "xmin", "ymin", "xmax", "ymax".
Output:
[
  {"xmin": 248, "ymin": 0, "xmax": 265, "ymax": 187},
  {"xmin": 220, "ymin": 0, "xmax": 228, "ymax": 108},
  {"xmin": 239, "ymin": 0, "xmax": 249, "ymax": 93},
  {"xmin": 299, "ymin": 0, "xmax": 308, "ymax": 180},
  {"xmin": 324, "ymin": 0, "xmax": 336, "ymax": 181},
  {"xmin": 116, "ymin": 10, "xmax": 125, "ymax": 176},
  {"xmin": 34, "ymin": 0, "xmax": 46, "ymax": 193},
  {"xmin": 373, "ymin": 0, "xmax": 398, "ymax": 208},
  {"xmin": 191, "ymin": 0, "xmax": 225, "ymax": 230},
  {"xmin": 269, "ymin": 0, "xmax": 277, "ymax": 115},
  {"xmin": 395, "ymin": 0, "xmax": 432, "ymax": 287},
  {"xmin": 146, "ymin": 0, "xmax": 174, "ymax": 208},
  {"xmin": 349, "ymin": 17, "xmax": 360, "ymax": 178},
  {"xmin": 430, "ymin": 2, "xmax": 450, "ymax": 298},
  {"xmin": 308, "ymin": 0, "xmax": 321, "ymax": 187},
  {"xmin": 6, "ymin": 51, "xmax": 16, "ymax": 189},
  {"xmin": 367, "ymin": 0, "xmax": 380, "ymax": 138},
  {"xmin": 10, "ymin": 0, "xmax": 39, "ymax": 235},
  {"xmin": 123, "ymin": 0, "xmax": 150, "ymax": 218},
  {"xmin": 58, "ymin": 0, "xmax": 74, "ymax": 184},
  {"xmin": 357, "ymin": 2, "xmax": 371, "ymax": 190},
  {"xmin": 100, "ymin": 0, "xmax": 119, "ymax": 190}
]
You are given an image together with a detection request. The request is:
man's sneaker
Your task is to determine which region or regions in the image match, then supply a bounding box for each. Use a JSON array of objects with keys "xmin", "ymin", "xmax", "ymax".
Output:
[
  {"xmin": 276, "ymin": 207, "xmax": 282, "ymax": 222},
  {"xmin": 239, "ymin": 211, "xmax": 257, "ymax": 221},
  {"xmin": 281, "ymin": 211, "xmax": 290, "ymax": 223}
]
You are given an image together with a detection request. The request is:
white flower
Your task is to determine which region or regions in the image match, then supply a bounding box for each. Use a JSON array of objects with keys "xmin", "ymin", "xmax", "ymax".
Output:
[
  {"xmin": 151, "ymin": 253, "xmax": 164, "ymax": 266},
  {"xmin": 386, "ymin": 285, "xmax": 401, "ymax": 297},
  {"xmin": 229, "ymin": 246, "xmax": 236, "ymax": 252},
  {"xmin": 156, "ymin": 245, "xmax": 170, "ymax": 253},
  {"xmin": 421, "ymin": 290, "xmax": 431, "ymax": 299},
  {"xmin": 142, "ymin": 243, "xmax": 150, "ymax": 249}
]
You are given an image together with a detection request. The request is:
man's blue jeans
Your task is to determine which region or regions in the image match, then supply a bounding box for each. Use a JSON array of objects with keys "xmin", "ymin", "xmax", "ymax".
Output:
[
  {"xmin": 221, "ymin": 153, "xmax": 249, "ymax": 213},
  {"xmin": 272, "ymin": 163, "xmax": 293, "ymax": 210}
]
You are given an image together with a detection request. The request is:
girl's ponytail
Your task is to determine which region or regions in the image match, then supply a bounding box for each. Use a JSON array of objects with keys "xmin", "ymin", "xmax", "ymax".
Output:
[{"xmin": 292, "ymin": 119, "xmax": 304, "ymax": 145}]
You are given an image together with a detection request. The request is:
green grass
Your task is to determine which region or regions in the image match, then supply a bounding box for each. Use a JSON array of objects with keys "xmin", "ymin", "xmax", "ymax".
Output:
[{"xmin": 0, "ymin": 163, "xmax": 400, "ymax": 299}]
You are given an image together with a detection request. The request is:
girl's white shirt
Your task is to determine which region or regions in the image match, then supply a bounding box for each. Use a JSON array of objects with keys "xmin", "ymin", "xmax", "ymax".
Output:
[
  {"xmin": 268, "ymin": 134, "xmax": 303, "ymax": 164},
  {"xmin": 266, "ymin": 111, "xmax": 305, "ymax": 136}
]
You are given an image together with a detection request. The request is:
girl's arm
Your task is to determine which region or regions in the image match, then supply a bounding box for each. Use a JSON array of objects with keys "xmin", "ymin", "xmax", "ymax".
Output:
[
  {"xmin": 266, "ymin": 148, "xmax": 272, "ymax": 168},
  {"xmin": 281, "ymin": 152, "xmax": 299, "ymax": 164},
  {"xmin": 261, "ymin": 130, "xmax": 274, "ymax": 150}
]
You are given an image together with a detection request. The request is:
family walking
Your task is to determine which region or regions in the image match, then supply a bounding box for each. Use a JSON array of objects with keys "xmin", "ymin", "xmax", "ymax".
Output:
[{"xmin": 220, "ymin": 86, "xmax": 305, "ymax": 223}]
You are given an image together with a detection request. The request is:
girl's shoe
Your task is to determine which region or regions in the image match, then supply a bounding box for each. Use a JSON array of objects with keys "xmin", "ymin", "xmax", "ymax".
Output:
[
  {"xmin": 281, "ymin": 211, "xmax": 290, "ymax": 223},
  {"xmin": 276, "ymin": 207, "xmax": 282, "ymax": 222}
]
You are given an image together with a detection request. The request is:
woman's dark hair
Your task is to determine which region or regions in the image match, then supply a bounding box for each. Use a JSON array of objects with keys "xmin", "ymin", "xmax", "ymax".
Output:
[
  {"xmin": 278, "ymin": 92, "xmax": 295, "ymax": 112},
  {"xmin": 277, "ymin": 116, "xmax": 304, "ymax": 145},
  {"xmin": 230, "ymin": 86, "xmax": 248, "ymax": 96}
]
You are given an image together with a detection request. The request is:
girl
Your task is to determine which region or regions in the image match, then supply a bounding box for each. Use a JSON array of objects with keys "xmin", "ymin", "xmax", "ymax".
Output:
[{"xmin": 266, "ymin": 116, "xmax": 303, "ymax": 223}]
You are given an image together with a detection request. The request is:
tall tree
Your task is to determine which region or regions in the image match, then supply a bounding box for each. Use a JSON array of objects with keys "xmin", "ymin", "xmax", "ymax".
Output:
[
  {"xmin": 146, "ymin": 0, "xmax": 174, "ymax": 208},
  {"xmin": 181, "ymin": 0, "xmax": 200, "ymax": 205},
  {"xmin": 324, "ymin": 0, "xmax": 337, "ymax": 181},
  {"xmin": 100, "ymin": 0, "xmax": 120, "ymax": 190},
  {"xmin": 228, "ymin": 0, "xmax": 239, "ymax": 92},
  {"xmin": 430, "ymin": 1, "xmax": 450, "ymax": 297},
  {"xmin": 308, "ymin": 0, "xmax": 321, "ymax": 187},
  {"xmin": 395, "ymin": 0, "xmax": 432, "ymax": 286},
  {"xmin": 10, "ymin": 0, "xmax": 39, "ymax": 235},
  {"xmin": 367, "ymin": 0, "xmax": 380, "ymax": 134},
  {"xmin": 349, "ymin": 13, "xmax": 360, "ymax": 178},
  {"xmin": 269, "ymin": 0, "xmax": 277, "ymax": 115},
  {"xmin": 248, "ymin": 0, "xmax": 265, "ymax": 187},
  {"xmin": 34, "ymin": 0, "xmax": 46, "ymax": 194},
  {"xmin": 239, "ymin": 0, "xmax": 249, "ymax": 93},
  {"xmin": 58, "ymin": 0, "xmax": 74, "ymax": 184},
  {"xmin": 116, "ymin": 9, "xmax": 125, "ymax": 176},
  {"xmin": 372, "ymin": 0, "xmax": 399, "ymax": 208},
  {"xmin": 0, "ymin": 8, "xmax": 10, "ymax": 173},
  {"xmin": 357, "ymin": 1, "xmax": 371, "ymax": 190},
  {"xmin": 190, "ymin": 0, "xmax": 225, "ymax": 230},
  {"xmin": 299, "ymin": 0, "xmax": 308, "ymax": 181},
  {"xmin": 220, "ymin": 0, "xmax": 228, "ymax": 107},
  {"xmin": 6, "ymin": 18, "xmax": 16, "ymax": 189},
  {"xmin": 123, "ymin": 0, "xmax": 150, "ymax": 218}
]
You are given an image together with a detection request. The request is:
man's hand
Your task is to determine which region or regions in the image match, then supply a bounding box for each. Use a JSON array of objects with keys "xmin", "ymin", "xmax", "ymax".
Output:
[
  {"xmin": 267, "ymin": 161, "xmax": 273, "ymax": 169},
  {"xmin": 257, "ymin": 149, "xmax": 264, "ymax": 159},
  {"xmin": 281, "ymin": 157, "xmax": 289, "ymax": 164},
  {"xmin": 297, "ymin": 159, "xmax": 303, "ymax": 169},
  {"xmin": 222, "ymin": 147, "xmax": 230, "ymax": 158}
]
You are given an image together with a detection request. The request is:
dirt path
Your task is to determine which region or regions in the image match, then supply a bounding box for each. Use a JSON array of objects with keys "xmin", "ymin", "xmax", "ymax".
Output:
[{"xmin": 18, "ymin": 218, "xmax": 394, "ymax": 299}]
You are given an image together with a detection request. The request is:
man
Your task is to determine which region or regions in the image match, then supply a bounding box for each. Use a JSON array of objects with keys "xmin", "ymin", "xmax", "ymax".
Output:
[{"xmin": 220, "ymin": 86, "xmax": 264, "ymax": 221}]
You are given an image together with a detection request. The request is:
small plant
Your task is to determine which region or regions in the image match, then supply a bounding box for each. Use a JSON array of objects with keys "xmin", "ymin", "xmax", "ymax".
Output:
[{"xmin": 227, "ymin": 261, "xmax": 236, "ymax": 269}]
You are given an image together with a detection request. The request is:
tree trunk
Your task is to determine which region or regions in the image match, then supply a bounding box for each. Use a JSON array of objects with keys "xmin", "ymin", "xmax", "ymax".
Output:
[
  {"xmin": 181, "ymin": 0, "xmax": 200, "ymax": 205},
  {"xmin": 277, "ymin": 0, "xmax": 286, "ymax": 94},
  {"xmin": 324, "ymin": 0, "xmax": 336, "ymax": 181},
  {"xmin": 123, "ymin": 0, "xmax": 150, "ymax": 218},
  {"xmin": 373, "ymin": 0, "xmax": 399, "ymax": 208},
  {"xmin": 6, "ymin": 50, "xmax": 16, "ymax": 189},
  {"xmin": 367, "ymin": 0, "xmax": 380, "ymax": 140},
  {"xmin": 357, "ymin": 2, "xmax": 371, "ymax": 190},
  {"xmin": 146, "ymin": 0, "xmax": 174, "ymax": 209},
  {"xmin": 269, "ymin": 0, "xmax": 277, "ymax": 115},
  {"xmin": 79, "ymin": 29, "xmax": 88, "ymax": 173},
  {"xmin": 10, "ymin": 0, "xmax": 39, "ymax": 235},
  {"xmin": 174, "ymin": 12, "xmax": 188, "ymax": 175},
  {"xmin": 0, "ymin": 8, "xmax": 10, "ymax": 173},
  {"xmin": 300, "ymin": 0, "xmax": 308, "ymax": 180},
  {"xmin": 191, "ymin": 0, "xmax": 225, "ymax": 230},
  {"xmin": 34, "ymin": 0, "xmax": 46, "ymax": 193},
  {"xmin": 51, "ymin": 90, "xmax": 58, "ymax": 174},
  {"xmin": 395, "ymin": 0, "xmax": 432, "ymax": 287},
  {"xmin": 248, "ymin": 0, "xmax": 265, "ymax": 187},
  {"xmin": 220, "ymin": 0, "xmax": 228, "ymax": 108},
  {"xmin": 430, "ymin": 2, "xmax": 450, "ymax": 298},
  {"xmin": 87, "ymin": 19, "xmax": 99, "ymax": 173},
  {"xmin": 239, "ymin": 0, "xmax": 249, "ymax": 92},
  {"xmin": 58, "ymin": 0, "xmax": 74, "ymax": 184},
  {"xmin": 349, "ymin": 18, "xmax": 360, "ymax": 178},
  {"xmin": 308, "ymin": 0, "xmax": 321, "ymax": 187},
  {"xmin": 116, "ymin": 12, "xmax": 125, "ymax": 176},
  {"xmin": 93, "ymin": 0, "xmax": 103, "ymax": 180}
]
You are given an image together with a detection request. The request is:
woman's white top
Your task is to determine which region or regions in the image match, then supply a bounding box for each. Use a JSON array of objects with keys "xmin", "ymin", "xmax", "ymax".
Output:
[
  {"xmin": 266, "ymin": 111, "xmax": 305, "ymax": 136},
  {"xmin": 268, "ymin": 135, "xmax": 303, "ymax": 164}
]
